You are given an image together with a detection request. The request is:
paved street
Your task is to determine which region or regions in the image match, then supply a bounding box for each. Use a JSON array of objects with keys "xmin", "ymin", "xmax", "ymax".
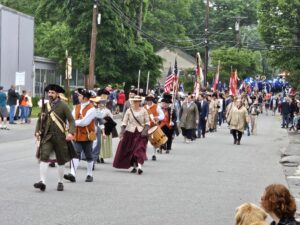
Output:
[{"xmin": 0, "ymin": 115, "xmax": 289, "ymax": 225}]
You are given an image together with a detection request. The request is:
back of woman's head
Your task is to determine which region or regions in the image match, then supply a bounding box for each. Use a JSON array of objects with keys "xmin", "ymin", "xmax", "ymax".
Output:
[{"xmin": 261, "ymin": 184, "xmax": 296, "ymax": 219}]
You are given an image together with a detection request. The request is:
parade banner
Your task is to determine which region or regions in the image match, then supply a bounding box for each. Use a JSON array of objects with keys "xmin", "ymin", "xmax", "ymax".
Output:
[
  {"xmin": 194, "ymin": 52, "xmax": 203, "ymax": 99},
  {"xmin": 213, "ymin": 61, "xmax": 220, "ymax": 92},
  {"xmin": 229, "ymin": 69, "xmax": 238, "ymax": 96}
]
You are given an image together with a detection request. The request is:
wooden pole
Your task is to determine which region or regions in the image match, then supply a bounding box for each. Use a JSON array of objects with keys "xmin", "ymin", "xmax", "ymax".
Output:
[
  {"xmin": 137, "ymin": 69, "xmax": 141, "ymax": 95},
  {"xmin": 87, "ymin": 3, "xmax": 98, "ymax": 89},
  {"xmin": 146, "ymin": 71, "xmax": 150, "ymax": 94}
]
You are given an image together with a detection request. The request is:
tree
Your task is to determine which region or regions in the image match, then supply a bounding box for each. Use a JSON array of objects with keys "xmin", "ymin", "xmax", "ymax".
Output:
[
  {"xmin": 210, "ymin": 47, "xmax": 262, "ymax": 81},
  {"xmin": 258, "ymin": 0, "xmax": 300, "ymax": 87}
]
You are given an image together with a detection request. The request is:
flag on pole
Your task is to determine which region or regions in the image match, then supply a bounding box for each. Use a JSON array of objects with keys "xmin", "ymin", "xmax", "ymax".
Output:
[
  {"xmin": 164, "ymin": 59, "xmax": 178, "ymax": 93},
  {"xmin": 229, "ymin": 69, "xmax": 238, "ymax": 96},
  {"xmin": 164, "ymin": 66, "xmax": 175, "ymax": 93},
  {"xmin": 194, "ymin": 52, "xmax": 203, "ymax": 98},
  {"xmin": 213, "ymin": 61, "xmax": 220, "ymax": 92}
]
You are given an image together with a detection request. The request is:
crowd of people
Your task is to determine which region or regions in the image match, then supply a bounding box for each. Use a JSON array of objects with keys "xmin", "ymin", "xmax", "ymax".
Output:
[{"xmin": 0, "ymin": 84, "xmax": 33, "ymax": 130}]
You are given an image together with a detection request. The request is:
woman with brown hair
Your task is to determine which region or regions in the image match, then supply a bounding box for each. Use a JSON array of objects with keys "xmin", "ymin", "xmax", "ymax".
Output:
[{"xmin": 260, "ymin": 184, "xmax": 299, "ymax": 225}]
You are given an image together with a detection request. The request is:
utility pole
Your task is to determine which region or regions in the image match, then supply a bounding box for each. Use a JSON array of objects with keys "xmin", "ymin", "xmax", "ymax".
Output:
[
  {"xmin": 231, "ymin": 16, "xmax": 247, "ymax": 48},
  {"xmin": 87, "ymin": 0, "xmax": 99, "ymax": 89},
  {"xmin": 204, "ymin": 0, "xmax": 209, "ymax": 88}
]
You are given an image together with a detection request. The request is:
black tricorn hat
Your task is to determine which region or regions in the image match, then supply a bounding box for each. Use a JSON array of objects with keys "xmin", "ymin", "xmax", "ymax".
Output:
[
  {"xmin": 162, "ymin": 93, "xmax": 172, "ymax": 104},
  {"xmin": 78, "ymin": 88, "xmax": 92, "ymax": 99},
  {"xmin": 97, "ymin": 88, "xmax": 110, "ymax": 96},
  {"xmin": 145, "ymin": 94, "xmax": 155, "ymax": 101},
  {"xmin": 44, "ymin": 84, "xmax": 65, "ymax": 93},
  {"xmin": 129, "ymin": 89, "xmax": 138, "ymax": 95}
]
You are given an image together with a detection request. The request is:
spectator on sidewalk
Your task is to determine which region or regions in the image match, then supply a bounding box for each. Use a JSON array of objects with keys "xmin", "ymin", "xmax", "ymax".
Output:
[
  {"xmin": 7, "ymin": 84, "xmax": 19, "ymax": 124},
  {"xmin": 0, "ymin": 86, "xmax": 9, "ymax": 130},
  {"xmin": 27, "ymin": 91, "xmax": 33, "ymax": 124},
  {"xmin": 117, "ymin": 90, "xmax": 126, "ymax": 113},
  {"xmin": 281, "ymin": 97, "xmax": 290, "ymax": 128},
  {"xmin": 260, "ymin": 184, "xmax": 300, "ymax": 225},
  {"xmin": 19, "ymin": 90, "xmax": 29, "ymax": 124}
]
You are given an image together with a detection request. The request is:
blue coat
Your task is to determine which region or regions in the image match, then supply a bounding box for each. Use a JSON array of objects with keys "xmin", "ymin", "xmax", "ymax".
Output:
[{"xmin": 196, "ymin": 100, "xmax": 209, "ymax": 119}]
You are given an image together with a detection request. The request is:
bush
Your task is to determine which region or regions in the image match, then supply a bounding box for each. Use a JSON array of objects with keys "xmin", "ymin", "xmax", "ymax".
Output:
[{"xmin": 32, "ymin": 96, "xmax": 40, "ymax": 107}]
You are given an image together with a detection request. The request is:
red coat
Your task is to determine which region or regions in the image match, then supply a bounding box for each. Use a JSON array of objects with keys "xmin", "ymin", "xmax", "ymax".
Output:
[{"xmin": 117, "ymin": 93, "xmax": 126, "ymax": 105}]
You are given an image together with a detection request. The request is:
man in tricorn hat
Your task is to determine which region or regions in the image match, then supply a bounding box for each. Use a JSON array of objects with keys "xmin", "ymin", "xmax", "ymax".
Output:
[
  {"xmin": 64, "ymin": 88, "xmax": 96, "ymax": 183},
  {"xmin": 34, "ymin": 84, "xmax": 75, "ymax": 192}
]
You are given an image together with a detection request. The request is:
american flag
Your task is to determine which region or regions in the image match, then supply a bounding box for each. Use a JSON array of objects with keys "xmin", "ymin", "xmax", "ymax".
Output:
[{"xmin": 164, "ymin": 59, "xmax": 178, "ymax": 93}]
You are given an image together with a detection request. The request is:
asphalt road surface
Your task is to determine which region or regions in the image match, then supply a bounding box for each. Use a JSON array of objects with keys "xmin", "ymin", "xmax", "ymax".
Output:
[{"xmin": 0, "ymin": 114, "xmax": 288, "ymax": 225}]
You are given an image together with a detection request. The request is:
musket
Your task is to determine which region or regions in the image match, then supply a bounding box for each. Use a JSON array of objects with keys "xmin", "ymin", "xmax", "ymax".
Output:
[{"xmin": 36, "ymin": 90, "xmax": 46, "ymax": 159}]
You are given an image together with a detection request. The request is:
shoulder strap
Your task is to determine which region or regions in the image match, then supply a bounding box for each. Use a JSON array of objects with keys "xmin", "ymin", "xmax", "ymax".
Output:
[
  {"xmin": 47, "ymin": 102, "xmax": 67, "ymax": 134},
  {"xmin": 130, "ymin": 108, "xmax": 143, "ymax": 127}
]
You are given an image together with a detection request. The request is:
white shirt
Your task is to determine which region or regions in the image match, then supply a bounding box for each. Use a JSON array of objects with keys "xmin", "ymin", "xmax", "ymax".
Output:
[{"xmin": 72, "ymin": 101, "xmax": 96, "ymax": 127}]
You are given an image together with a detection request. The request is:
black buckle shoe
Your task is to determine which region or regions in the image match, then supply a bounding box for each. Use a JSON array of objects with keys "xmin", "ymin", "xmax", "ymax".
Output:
[
  {"xmin": 57, "ymin": 182, "xmax": 64, "ymax": 191},
  {"xmin": 64, "ymin": 173, "xmax": 76, "ymax": 182},
  {"xmin": 138, "ymin": 169, "xmax": 143, "ymax": 175},
  {"xmin": 85, "ymin": 175, "xmax": 93, "ymax": 182},
  {"xmin": 166, "ymin": 150, "xmax": 170, "ymax": 154},
  {"xmin": 152, "ymin": 155, "xmax": 156, "ymax": 161},
  {"xmin": 33, "ymin": 181, "xmax": 46, "ymax": 191},
  {"xmin": 131, "ymin": 168, "xmax": 137, "ymax": 173}
]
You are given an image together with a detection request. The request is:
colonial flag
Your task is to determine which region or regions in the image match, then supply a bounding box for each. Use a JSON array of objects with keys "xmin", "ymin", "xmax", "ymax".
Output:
[
  {"xmin": 213, "ymin": 61, "xmax": 220, "ymax": 92},
  {"xmin": 194, "ymin": 52, "xmax": 203, "ymax": 98},
  {"xmin": 164, "ymin": 59, "xmax": 177, "ymax": 93},
  {"xmin": 229, "ymin": 69, "xmax": 238, "ymax": 96}
]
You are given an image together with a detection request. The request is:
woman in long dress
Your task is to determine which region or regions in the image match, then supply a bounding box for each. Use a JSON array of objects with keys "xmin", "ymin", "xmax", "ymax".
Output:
[
  {"xmin": 113, "ymin": 96, "xmax": 150, "ymax": 174},
  {"xmin": 99, "ymin": 101, "xmax": 114, "ymax": 163}
]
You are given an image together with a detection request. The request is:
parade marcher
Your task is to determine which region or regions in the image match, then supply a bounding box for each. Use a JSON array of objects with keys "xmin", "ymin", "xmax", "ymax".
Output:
[
  {"xmin": 0, "ymin": 86, "xmax": 9, "ymax": 130},
  {"xmin": 249, "ymin": 100, "xmax": 260, "ymax": 135},
  {"xmin": 7, "ymin": 84, "xmax": 19, "ymax": 124},
  {"xmin": 207, "ymin": 93, "xmax": 218, "ymax": 132},
  {"xmin": 196, "ymin": 93, "xmax": 209, "ymax": 138},
  {"xmin": 180, "ymin": 93, "xmax": 199, "ymax": 143},
  {"xmin": 159, "ymin": 94, "xmax": 177, "ymax": 153},
  {"xmin": 260, "ymin": 184, "xmax": 300, "ymax": 225},
  {"xmin": 99, "ymin": 100, "xmax": 115, "ymax": 163},
  {"xmin": 144, "ymin": 93, "xmax": 164, "ymax": 160},
  {"xmin": 113, "ymin": 95, "xmax": 150, "ymax": 175},
  {"xmin": 123, "ymin": 89, "xmax": 137, "ymax": 117},
  {"xmin": 64, "ymin": 88, "xmax": 96, "ymax": 183},
  {"xmin": 89, "ymin": 96, "xmax": 105, "ymax": 168},
  {"xmin": 217, "ymin": 93, "xmax": 224, "ymax": 127},
  {"xmin": 227, "ymin": 98, "xmax": 249, "ymax": 145},
  {"xmin": 34, "ymin": 84, "xmax": 75, "ymax": 191}
]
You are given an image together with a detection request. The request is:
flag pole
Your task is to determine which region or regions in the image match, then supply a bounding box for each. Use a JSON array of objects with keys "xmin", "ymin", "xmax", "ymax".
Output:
[
  {"xmin": 137, "ymin": 69, "xmax": 141, "ymax": 95},
  {"xmin": 146, "ymin": 71, "xmax": 150, "ymax": 94}
]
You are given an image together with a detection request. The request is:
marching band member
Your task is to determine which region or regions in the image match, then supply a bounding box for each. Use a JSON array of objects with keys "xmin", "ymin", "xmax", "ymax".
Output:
[
  {"xmin": 144, "ymin": 94, "xmax": 164, "ymax": 160},
  {"xmin": 179, "ymin": 93, "xmax": 199, "ymax": 143},
  {"xmin": 159, "ymin": 94, "xmax": 177, "ymax": 153},
  {"xmin": 113, "ymin": 95, "xmax": 150, "ymax": 175},
  {"xmin": 64, "ymin": 89, "xmax": 96, "ymax": 183}
]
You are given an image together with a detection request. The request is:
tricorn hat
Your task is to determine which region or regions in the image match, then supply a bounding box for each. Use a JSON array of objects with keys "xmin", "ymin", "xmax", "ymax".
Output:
[
  {"xmin": 145, "ymin": 94, "xmax": 155, "ymax": 101},
  {"xmin": 162, "ymin": 93, "xmax": 172, "ymax": 104},
  {"xmin": 129, "ymin": 95, "xmax": 143, "ymax": 102},
  {"xmin": 97, "ymin": 88, "xmax": 110, "ymax": 100},
  {"xmin": 78, "ymin": 88, "xmax": 92, "ymax": 99},
  {"xmin": 44, "ymin": 84, "xmax": 65, "ymax": 93}
]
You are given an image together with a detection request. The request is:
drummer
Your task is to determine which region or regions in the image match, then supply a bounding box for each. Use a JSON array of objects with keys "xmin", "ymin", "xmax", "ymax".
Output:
[
  {"xmin": 144, "ymin": 94, "xmax": 165, "ymax": 160},
  {"xmin": 159, "ymin": 94, "xmax": 177, "ymax": 154}
]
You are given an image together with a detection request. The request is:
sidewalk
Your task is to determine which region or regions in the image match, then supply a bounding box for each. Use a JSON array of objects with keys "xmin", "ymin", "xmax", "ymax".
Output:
[{"xmin": 280, "ymin": 128, "xmax": 300, "ymax": 217}]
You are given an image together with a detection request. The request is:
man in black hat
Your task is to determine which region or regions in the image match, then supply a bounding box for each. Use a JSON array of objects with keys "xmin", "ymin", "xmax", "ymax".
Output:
[
  {"xmin": 34, "ymin": 84, "xmax": 75, "ymax": 192},
  {"xmin": 64, "ymin": 88, "xmax": 96, "ymax": 183}
]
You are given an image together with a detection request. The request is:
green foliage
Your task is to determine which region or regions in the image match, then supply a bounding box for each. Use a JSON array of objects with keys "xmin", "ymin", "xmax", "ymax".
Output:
[
  {"xmin": 258, "ymin": 0, "xmax": 300, "ymax": 87},
  {"xmin": 211, "ymin": 47, "xmax": 262, "ymax": 80},
  {"xmin": 31, "ymin": 96, "xmax": 40, "ymax": 107}
]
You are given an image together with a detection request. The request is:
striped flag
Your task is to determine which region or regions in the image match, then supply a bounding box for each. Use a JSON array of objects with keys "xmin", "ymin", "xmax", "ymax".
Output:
[
  {"xmin": 164, "ymin": 59, "xmax": 178, "ymax": 93},
  {"xmin": 213, "ymin": 61, "xmax": 220, "ymax": 92}
]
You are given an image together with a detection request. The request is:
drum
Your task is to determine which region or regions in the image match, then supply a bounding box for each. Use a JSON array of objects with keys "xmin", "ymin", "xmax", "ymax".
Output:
[{"xmin": 148, "ymin": 126, "xmax": 168, "ymax": 148}]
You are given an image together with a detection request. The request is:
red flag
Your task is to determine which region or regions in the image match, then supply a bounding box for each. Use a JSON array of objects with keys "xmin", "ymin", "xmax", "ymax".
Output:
[
  {"xmin": 213, "ymin": 61, "xmax": 220, "ymax": 92},
  {"xmin": 229, "ymin": 69, "xmax": 238, "ymax": 96}
]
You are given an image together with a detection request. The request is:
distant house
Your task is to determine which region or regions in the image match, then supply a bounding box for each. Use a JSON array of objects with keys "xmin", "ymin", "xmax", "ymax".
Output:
[{"xmin": 155, "ymin": 47, "xmax": 196, "ymax": 82}]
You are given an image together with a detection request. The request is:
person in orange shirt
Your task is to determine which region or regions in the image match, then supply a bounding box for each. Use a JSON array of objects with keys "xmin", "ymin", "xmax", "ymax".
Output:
[
  {"xmin": 19, "ymin": 90, "xmax": 29, "ymax": 124},
  {"xmin": 144, "ymin": 94, "xmax": 164, "ymax": 160}
]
